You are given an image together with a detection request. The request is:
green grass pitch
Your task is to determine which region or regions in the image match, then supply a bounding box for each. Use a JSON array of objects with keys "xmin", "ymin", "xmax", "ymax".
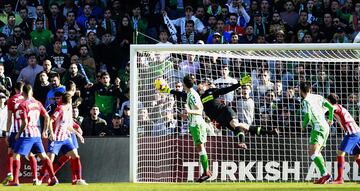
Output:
[{"xmin": 1, "ymin": 182, "xmax": 359, "ymax": 191}]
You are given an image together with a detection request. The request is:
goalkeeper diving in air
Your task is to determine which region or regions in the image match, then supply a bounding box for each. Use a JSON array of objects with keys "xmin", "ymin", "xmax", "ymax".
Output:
[{"xmin": 155, "ymin": 75, "xmax": 279, "ymax": 149}]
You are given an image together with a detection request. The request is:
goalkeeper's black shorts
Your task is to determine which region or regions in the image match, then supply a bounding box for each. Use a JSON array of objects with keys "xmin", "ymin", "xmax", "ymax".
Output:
[{"xmin": 215, "ymin": 107, "xmax": 238, "ymax": 129}]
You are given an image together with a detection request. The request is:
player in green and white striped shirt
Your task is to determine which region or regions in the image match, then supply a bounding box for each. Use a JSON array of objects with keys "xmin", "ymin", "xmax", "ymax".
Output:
[
  {"xmin": 183, "ymin": 75, "xmax": 212, "ymax": 183},
  {"xmin": 300, "ymin": 82, "xmax": 334, "ymax": 184}
]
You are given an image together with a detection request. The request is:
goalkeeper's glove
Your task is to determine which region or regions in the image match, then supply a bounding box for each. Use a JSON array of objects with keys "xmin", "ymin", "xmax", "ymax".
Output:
[
  {"xmin": 239, "ymin": 75, "xmax": 252, "ymax": 86},
  {"xmin": 159, "ymin": 85, "xmax": 171, "ymax": 93}
]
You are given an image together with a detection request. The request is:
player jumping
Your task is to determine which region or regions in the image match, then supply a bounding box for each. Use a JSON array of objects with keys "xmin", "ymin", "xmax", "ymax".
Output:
[
  {"xmin": 157, "ymin": 75, "xmax": 278, "ymax": 148},
  {"xmin": 300, "ymin": 82, "xmax": 334, "ymax": 184},
  {"xmin": 327, "ymin": 93, "xmax": 360, "ymax": 184},
  {"xmin": 182, "ymin": 75, "xmax": 212, "ymax": 183}
]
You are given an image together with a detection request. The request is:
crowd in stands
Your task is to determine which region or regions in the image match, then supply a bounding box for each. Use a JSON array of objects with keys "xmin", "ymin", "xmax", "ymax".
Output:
[{"xmin": 0, "ymin": 0, "xmax": 359, "ymax": 137}]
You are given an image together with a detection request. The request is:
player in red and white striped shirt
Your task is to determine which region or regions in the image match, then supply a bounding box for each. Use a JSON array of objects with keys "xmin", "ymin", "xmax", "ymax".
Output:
[
  {"xmin": 2, "ymin": 82, "xmax": 25, "ymax": 185},
  {"xmin": 8, "ymin": 84, "xmax": 58, "ymax": 186},
  {"xmin": 40, "ymin": 93, "xmax": 87, "ymax": 185},
  {"xmin": 327, "ymin": 93, "xmax": 360, "ymax": 184}
]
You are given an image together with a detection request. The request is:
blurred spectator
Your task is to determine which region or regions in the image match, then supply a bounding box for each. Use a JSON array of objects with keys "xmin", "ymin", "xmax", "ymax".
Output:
[
  {"xmin": 45, "ymin": 73, "xmax": 66, "ymax": 108},
  {"xmin": 224, "ymin": 13, "xmax": 245, "ymax": 35},
  {"xmin": 239, "ymin": 25, "xmax": 256, "ymax": 43},
  {"xmin": 76, "ymin": 3, "xmax": 92, "ymax": 30},
  {"xmin": 73, "ymin": 105, "xmax": 84, "ymax": 126},
  {"xmin": 30, "ymin": 19, "xmax": 53, "ymax": 47},
  {"xmin": 3, "ymin": 43, "xmax": 27, "ymax": 82},
  {"xmin": 6, "ymin": 26, "xmax": 22, "ymax": 46},
  {"xmin": 230, "ymin": 32, "xmax": 239, "ymax": 43},
  {"xmin": 0, "ymin": 3, "xmax": 21, "ymax": 26},
  {"xmin": 63, "ymin": 11, "xmax": 81, "ymax": 40},
  {"xmin": 87, "ymin": 72, "xmax": 123, "ymax": 122},
  {"xmin": 226, "ymin": 0, "xmax": 250, "ymax": 28},
  {"xmin": 157, "ymin": 29, "xmax": 171, "ymax": 44},
  {"xmin": 249, "ymin": 11, "xmax": 267, "ymax": 37},
  {"xmin": 0, "ymin": 64, "xmax": 12, "ymax": 90},
  {"xmin": 236, "ymin": 84, "xmax": 255, "ymax": 126},
  {"xmin": 0, "ymin": 91, "xmax": 8, "ymax": 137},
  {"xmin": 346, "ymin": 93, "xmax": 359, "ymax": 122},
  {"xmin": 214, "ymin": 65, "xmax": 238, "ymax": 104},
  {"xmin": 17, "ymin": 34, "xmax": 37, "ymax": 56},
  {"xmin": 180, "ymin": 20, "xmax": 201, "ymax": 44},
  {"xmin": 312, "ymin": 69, "xmax": 333, "ymax": 96},
  {"xmin": 101, "ymin": 8, "xmax": 117, "ymax": 37},
  {"xmin": 50, "ymin": 38, "xmax": 70, "ymax": 76},
  {"xmin": 331, "ymin": 26, "xmax": 351, "ymax": 43},
  {"xmin": 205, "ymin": 15, "xmax": 217, "ymax": 35},
  {"xmin": 117, "ymin": 62, "xmax": 130, "ymax": 91},
  {"xmin": 16, "ymin": 53, "xmax": 42, "ymax": 87},
  {"xmin": 77, "ymin": 0, "xmax": 104, "ymax": 19},
  {"xmin": 0, "ymin": 13, "xmax": 16, "ymax": 37},
  {"xmin": 207, "ymin": 19, "xmax": 231, "ymax": 43},
  {"xmin": 54, "ymin": 28, "xmax": 72, "ymax": 55},
  {"xmin": 34, "ymin": 59, "xmax": 56, "ymax": 90},
  {"xmin": 109, "ymin": 112, "xmax": 128, "ymax": 136},
  {"xmin": 48, "ymin": 3, "xmax": 66, "ymax": 34},
  {"xmin": 33, "ymin": 5, "xmax": 48, "ymax": 30},
  {"xmin": 165, "ymin": 5, "xmax": 205, "ymax": 37},
  {"xmin": 79, "ymin": 45, "xmax": 96, "ymax": 78},
  {"xmin": 294, "ymin": 10, "xmax": 311, "ymax": 42},
  {"xmin": 321, "ymin": 12, "xmax": 336, "ymax": 42},
  {"xmin": 61, "ymin": 0, "xmax": 79, "ymax": 17},
  {"xmin": 18, "ymin": 7, "xmax": 34, "ymax": 35},
  {"xmin": 34, "ymin": 71, "xmax": 51, "ymax": 105},
  {"xmin": 253, "ymin": 68, "xmax": 274, "ymax": 99},
  {"xmin": 130, "ymin": 4, "xmax": 148, "ymax": 44},
  {"xmin": 280, "ymin": 0, "xmax": 299, "ymax": 29},
  {"xmin": 37, "ymin": 45, "xmax": 48, "ymax": 64},
  {"xmin": 82, "ymin": 105, "xmax": 109, "ymax": 136},
  {"xmin": 62, "ymin": 63, "xmax": 89, "ymax": 94},
  {"xmin": 85, "ymin": 16, "xmax": 105, "ymax": 37},
  {"xmin": 116, "ymin": 16, "xmax": 133, "ymax": 68},
  {"xmin": 95, "ymin": 32, "xmax": 121, "ymax": 77}
]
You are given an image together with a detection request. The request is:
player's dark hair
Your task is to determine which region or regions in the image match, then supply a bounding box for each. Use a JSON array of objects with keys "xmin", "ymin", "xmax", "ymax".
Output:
[
  {"xmin": 14, "ymin": 81, "xmax": 24, "ymax": 92},
  {"xmin": 327, "ymin": 93, "xmax": 339, "ymax": 104},
  {"xmin": 183, "ymin": 75, "xmax": 194, "ymax": 89},
  {"xmin": 300, "ymin": 82, "xmax": 311, "ymax": 93},
  {"xmin": 62, "ymin": 93, "xmax": 72, "ymax": 104},
  {"xmin": 22, "ymin": 84, "xmax": 33, "ymax": 95}
]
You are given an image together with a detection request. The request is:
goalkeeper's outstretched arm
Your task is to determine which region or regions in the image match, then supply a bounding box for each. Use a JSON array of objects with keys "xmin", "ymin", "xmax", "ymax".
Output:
[{"xmin": 213, "ymin": 75, "xmax": 251, "ymax": 96}]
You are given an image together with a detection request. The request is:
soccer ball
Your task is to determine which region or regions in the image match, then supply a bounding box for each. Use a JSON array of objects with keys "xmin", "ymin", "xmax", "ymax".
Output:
[{"xmin": 154, "ymin": 78, "xmax": 167, "ymax": 90}]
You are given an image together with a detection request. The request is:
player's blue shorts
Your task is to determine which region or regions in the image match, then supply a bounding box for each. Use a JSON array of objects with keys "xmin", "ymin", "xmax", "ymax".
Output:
[
  {"xmin": 14, "ymin": 137, "xmax": 45, "ymax": 156},
  {"xmin": 339, "ymin": 132, "xmax": 360, "ymax": 155},
  {"xmin": 8, "ymin": 132, "xmax": 17, "ymax": 149},
  {"xmin": 70, "ymin": 133, "xmax": 78, "ymax": 149},
  {"xmin": 48, "ymin": 138, "xmax": 76, "ymax": 155}
]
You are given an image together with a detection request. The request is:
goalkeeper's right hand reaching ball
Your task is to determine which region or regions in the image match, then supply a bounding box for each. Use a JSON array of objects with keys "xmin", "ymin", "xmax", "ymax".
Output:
[
  {"xmin": 154, "ymin": 78, "xmax": 170, "ymax": 93},
  {"xmin": 239, "ymin": 75, "xmax": 252, "ymax": 86}
]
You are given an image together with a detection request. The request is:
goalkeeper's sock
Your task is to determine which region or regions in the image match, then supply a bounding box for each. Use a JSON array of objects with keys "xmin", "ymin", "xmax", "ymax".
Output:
[
  {"xmin": 249, "ymin": 126, "xmax": 272, "ymax": 136},
  {"xmin": 311, "ymin": 154, "xmax": 327, "ymax": 176},
  {"xmin": 336, "ymin": 155, "xmax": 345, "ymax": 180},
  {"xmin": 233, "ymin": 127, "xmax": 245, "ymax": 143}
]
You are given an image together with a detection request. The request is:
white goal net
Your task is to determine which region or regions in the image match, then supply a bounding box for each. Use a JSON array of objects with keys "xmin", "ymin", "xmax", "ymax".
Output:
[{"xmin": 130, "ymin": 44, "xmax": 360, "ymax": 182}]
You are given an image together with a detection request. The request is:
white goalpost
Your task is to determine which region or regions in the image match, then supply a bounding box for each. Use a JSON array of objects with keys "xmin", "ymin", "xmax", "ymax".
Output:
[{"xmin": 130, "ymin": 44, "xmax": 360, "ymax": 183}]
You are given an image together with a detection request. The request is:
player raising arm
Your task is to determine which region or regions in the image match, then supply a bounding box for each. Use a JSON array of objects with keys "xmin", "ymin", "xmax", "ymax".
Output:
[
  {"xmin": 327, "ymin": 93, "xmax": 360, "ymax": 184},
  {"xmin": 156, "ymin": 75, "xmax": 278, "ymax": 149},
  {"xmin": 300, "ymin": 82, "xmax": 334, "ymax": 184}
]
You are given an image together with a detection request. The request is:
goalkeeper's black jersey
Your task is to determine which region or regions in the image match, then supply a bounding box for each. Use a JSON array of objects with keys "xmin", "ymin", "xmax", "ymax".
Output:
[{"xmin": 170, "ymin": 83, "xmax": 240, "ymax": 120}]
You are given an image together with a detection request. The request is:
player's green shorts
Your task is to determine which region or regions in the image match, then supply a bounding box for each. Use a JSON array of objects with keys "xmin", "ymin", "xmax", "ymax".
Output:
[
  {"xmin": 310, "ymin": 129, "xmax": 329, "ymax": 147},
  {"xmin": 189, "ymin": 121, "xmax": 207, "ymax": 145}
]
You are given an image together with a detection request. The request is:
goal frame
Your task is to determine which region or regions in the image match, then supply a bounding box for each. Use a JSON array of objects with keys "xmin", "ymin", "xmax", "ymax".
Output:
[{"xmin": 129, "ymin": 43, "xmax": 360, "ymax": 182}]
